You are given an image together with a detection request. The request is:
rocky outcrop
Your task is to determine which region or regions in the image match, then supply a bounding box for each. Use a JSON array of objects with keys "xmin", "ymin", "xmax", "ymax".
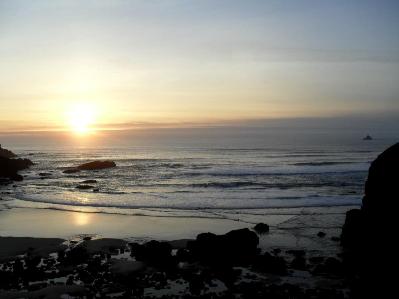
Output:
[
  {"xmin": 341, "ymin": 142, "xmax": 398, "ymax": 295},
  {"xmin": 63, "ymin": 161, "xmax": 116, "ymax": 174},
  {"xmin": 77, "ymin": 161, "xmax": 116, "ymax": 170},
  {"xmin": 0, "ymin": 145, "xmax": 17, "ymax": 158},
  {"xmin": 0, "ymin": 156, "xmax": 33, "ymax": 182},
  {"xmin": 341, "ymin": 143, "xmax": 399, "ymax": 248},
  {"xmin": 187, "ymin": 228, "xmax": 259, "ymax": 265}
]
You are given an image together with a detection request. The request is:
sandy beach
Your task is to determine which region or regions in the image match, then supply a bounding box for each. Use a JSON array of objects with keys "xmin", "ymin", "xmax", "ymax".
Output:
[
  {"xmin": 0, "ymin": 205, "xmax": 354, "ymax": 298},
  {"xmin": 0, "ymin": 205, "xmax": 350, "ymax": 248}
]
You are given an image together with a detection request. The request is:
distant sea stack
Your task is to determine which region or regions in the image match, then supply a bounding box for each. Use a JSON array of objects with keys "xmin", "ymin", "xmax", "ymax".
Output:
[
  {"xmin": 0, "ymin": 145, "xmax": 33, "ymax": 182},
  {"xmin": 341, "ymin": 142, "xmax": 398, "ymax": 295}
]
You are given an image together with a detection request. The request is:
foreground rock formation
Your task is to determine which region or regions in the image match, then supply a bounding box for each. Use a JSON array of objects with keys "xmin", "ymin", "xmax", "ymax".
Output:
[
  {"xmin": 0, "ymin": 227, "xmax": 348, "ymax": 298},
  {"xmin": 341, "ymin": 142, "xmax": 398, "ymax": 296}
]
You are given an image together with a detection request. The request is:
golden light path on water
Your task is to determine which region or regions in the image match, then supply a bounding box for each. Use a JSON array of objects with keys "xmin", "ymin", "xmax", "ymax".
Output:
[{"xmin": 73, "ymin": 212, "xmax": 92, "ymax": 226}]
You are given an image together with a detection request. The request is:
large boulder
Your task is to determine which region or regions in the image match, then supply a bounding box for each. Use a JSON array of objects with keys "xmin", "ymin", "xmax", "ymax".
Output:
[
  {"xmin": 341, "ymin": 143, "xmax": 398, "ymax": 295},
  {"xmin": 77, "ymin": 161, "xmax": 116, "ymax": 170},
  {"xmin": 63, "ymin": 161, "xmax": 116, "ymax": 174},
  {"xmin": 363, "ymin": 142, "xmax": 399, "ymax": 218},
  {"xmin": 0, "ymin": 145, "xmax": 17, "ymax": 158},
  {"xmin": 130, "ymin": 240, "xmax": 173, "ymax": 268},
  {"xmin": 187, "ymin": 228, "xmax": 259, "ymax": 266},
  {"xmin": 0, "ymin": 156, "xmax": 33, "ymax": 181},
  {"xmin": 341, "ymin": 143, "xmax": 399, "ymax": 247}
]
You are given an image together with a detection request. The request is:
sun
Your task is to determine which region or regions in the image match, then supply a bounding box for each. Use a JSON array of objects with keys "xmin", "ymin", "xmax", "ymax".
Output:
[{"xmin": 67, "ymin": 103, "xmax": 96, "ymax": 134}]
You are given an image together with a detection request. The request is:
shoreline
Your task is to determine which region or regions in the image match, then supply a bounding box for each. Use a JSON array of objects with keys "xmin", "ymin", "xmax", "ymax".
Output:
[
  {"xmin": 0, "ymin": 205, "xmax": 353, "ymax": 263},
  {"xmin": 0, "ymin": 205, "xmax": 353, "ymax": 298}
]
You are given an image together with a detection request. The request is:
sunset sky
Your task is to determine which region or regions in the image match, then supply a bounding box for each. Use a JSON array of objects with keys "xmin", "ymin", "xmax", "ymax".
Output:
[{"xmin": 0, "ymin": 0, "xmax": 398, "ymax": 132}]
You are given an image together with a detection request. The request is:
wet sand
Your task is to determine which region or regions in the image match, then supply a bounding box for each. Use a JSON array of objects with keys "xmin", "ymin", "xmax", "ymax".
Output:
[
  {"xmin": 0, "ymin": 205, "xmax": 356, "ymax": 298},
  {"xmin": 0, "ymin": 205, "xmax": 354, "ymax": 252}
]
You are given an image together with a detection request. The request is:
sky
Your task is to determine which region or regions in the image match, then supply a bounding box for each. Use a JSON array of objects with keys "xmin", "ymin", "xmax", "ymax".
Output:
[{"xmin": 0, "ymin": 0, "xmax": 398, "ymax": 132}]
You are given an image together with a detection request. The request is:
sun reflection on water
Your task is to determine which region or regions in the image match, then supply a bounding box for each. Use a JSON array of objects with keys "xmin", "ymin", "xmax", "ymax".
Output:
[{"xmin": 73, "ymin": 212, "xmax": 92, "ymax": 226}]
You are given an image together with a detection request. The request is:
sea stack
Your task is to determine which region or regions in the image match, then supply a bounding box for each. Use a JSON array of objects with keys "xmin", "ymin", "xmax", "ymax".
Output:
[{"xmin": 341, "ymin": 142, "xmax": 398, "ymax": 294}]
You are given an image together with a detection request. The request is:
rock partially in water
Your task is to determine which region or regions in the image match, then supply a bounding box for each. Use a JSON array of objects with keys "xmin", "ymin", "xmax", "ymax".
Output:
[
  {"xmin": 81, "ymin": 180, "xmax": 97, "ymax": 184},
  {"xmin": 63, "ymin": 161, "xmax": 116, "ymax": 174},
  {"xmin": 76, "ymin": 185, "xmax": 95, "ymax": 190},
  {"xmin": 0, "ymin": 145, "xmax": 17, "ymax": 158},
  {"xmin": 77, "ymin": 161, "xmax": 116, "ymax": 171},
  {"xmin": 0, "ymin": 156, "xmax": 33, "ymax": 182},
  {"xmin": 39, "ymin": 172, "xmax": 52, "ymax": 177},
  {"xmin": 63, "ymin": 168, "xmax": 80, "ymax": 174}
]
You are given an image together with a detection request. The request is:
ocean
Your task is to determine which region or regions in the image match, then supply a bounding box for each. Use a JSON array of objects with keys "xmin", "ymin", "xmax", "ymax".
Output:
[{"xmin": 1, "ymin": 127, "xmax": 396, "ymax": 219}]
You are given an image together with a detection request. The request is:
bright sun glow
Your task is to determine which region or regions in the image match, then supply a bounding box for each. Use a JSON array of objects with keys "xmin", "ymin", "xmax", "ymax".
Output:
[{"xmin": 67, "ymin": 103, "xmax": 96, "ymax": 134}]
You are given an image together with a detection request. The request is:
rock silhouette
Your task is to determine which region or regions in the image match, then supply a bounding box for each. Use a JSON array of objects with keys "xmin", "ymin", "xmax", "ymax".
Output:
[
  {"xmin": 0, "ymin": 145, "xmax": 17, "ymax": 158},
  {"xmin": 341, "ymin": 142, "xmax": 398, "ymax": 296},
  {"xmin": 187, "ymin": 228, "xmax": 259, "ymax": 266},
  {"xmin": 0, "ymin": 146, "xmax": 33, "ymax": 182},
  {"xmin": 77, "ymin": 161, "xmax": 116, "ymax": 170},
  {"xmin": 63, "ymin": 161, "xmax": 116, "ymax": 173}
]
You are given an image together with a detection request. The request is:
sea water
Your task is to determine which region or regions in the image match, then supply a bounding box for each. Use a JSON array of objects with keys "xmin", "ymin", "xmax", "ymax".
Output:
[{"xmin": 1, "ymin": 127, "xmax": 396, "ymax": 219}]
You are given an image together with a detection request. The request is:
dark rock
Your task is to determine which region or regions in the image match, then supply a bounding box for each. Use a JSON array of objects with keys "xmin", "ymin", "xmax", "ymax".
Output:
[
  {"xmin": 253, "ymin": 223, "xmax": 269, "ymax": 234},
  {"xmin": 313, "ymin": 257, "xmax": 343, "ymax": 275},
  {"xmin": 0, "ymin": 145, "xmax": 17, "ymax": 158},
  {"xmin": 253, "ymin": 252, "xmax": 287, "ymax": 275},
  {"xmin": 81, "ymin": 180, "xmax": 97, "ymax": 184},
  {"xmin": 9, "ymin": 174, "xmax": 23, "ymax": 181},
  {"xmin": 39, "ymin": 172, "xmax": 52, "ymax": 176},
  {"xmin": 77, "ymin": 161, "xmax": 116, "ymax": 171},
  {"xmin": 309, "ymin": 256, "xmax": 324, "ymax": 264},
  {"xmin": 291, "ymin": 256, "xmax": 307, "ymax": 270},
  {"xmin": 187, "ymin": 228, "xmax": 259, "ymax": 266},
  {"xmin": 317, "ymin": 231, "xmax": 326, "ymax": 238},
  {"xmin": 341, "ymin": 209, "xmax": 363, "ymax": 248},
  {"xmin": 340, "ymin": 143, "xmax": 399, "ymax": 295},
  {"xmin": 286, "ymin": 249, "xmax": 306, "ymax": 257},
  {"xmin": 110, "ymin": 260, "xmax": 146, "ymax": 276},
  {"xmin": 0, "ymin": 155, "xmax": 33, "ymax": 181},
  {"xmin": 76, "ymin": 185, "xmax": 94, "ymax": 190},
  {"xmin": 63, "ymin": 168, "xmax": 80, "ymax": 174},
  {"xmin": 130, "ymin": 240, "xmax": 173, "ymax": 267},
  {"xmin": 62, "ymin": 245, "xmax": 89, "ymax": 265},
  {"xmin": 272, "ymin": 248, "xmax": 281, "ymax": 255},
  {"xmin": 363, "ymin": 142, "xmax": 399, "ymax": 216}
]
